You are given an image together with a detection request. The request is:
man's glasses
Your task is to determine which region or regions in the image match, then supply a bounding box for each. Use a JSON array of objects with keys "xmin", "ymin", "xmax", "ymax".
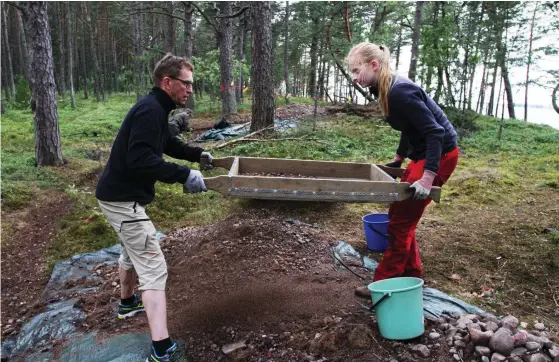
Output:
[{"xmin": 168, "ymin": 76, "xmax": 194, "ymax": 88}]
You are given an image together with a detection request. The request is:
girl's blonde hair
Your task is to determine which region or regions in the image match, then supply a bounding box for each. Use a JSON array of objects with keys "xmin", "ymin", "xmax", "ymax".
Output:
[{"xmin": 347, "ymin": 42, "xmax": 392, "ymax": 116}]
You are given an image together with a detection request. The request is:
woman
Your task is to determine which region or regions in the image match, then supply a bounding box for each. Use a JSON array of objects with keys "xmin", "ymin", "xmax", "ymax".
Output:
[{"xmin": 347, "ymin": 42, "xmax": 459, "ymax": 282}]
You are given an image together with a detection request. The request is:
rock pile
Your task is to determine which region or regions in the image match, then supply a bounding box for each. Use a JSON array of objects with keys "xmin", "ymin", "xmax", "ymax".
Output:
[{"xmin": 410, "ymin": 312, "xmax": 558, "ymax": 361}]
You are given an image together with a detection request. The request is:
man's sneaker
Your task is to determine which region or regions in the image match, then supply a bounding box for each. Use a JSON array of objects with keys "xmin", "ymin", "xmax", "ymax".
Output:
[
  {"xmin": 146, "ymin": 343, "xmax": 188, "ymax": 362},
  {"xmin": 117, "ymin": 294, "xmax": 145, "ymax": 319}
]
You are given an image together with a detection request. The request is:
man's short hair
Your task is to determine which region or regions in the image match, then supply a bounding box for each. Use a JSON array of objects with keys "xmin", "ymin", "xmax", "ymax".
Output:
[{"xmin": 152, "ymin": 53, "xmax": 194, "ymax": 87}]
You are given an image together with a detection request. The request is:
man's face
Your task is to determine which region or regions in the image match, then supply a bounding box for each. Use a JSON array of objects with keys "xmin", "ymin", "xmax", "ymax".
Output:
[{"xmin": 163, "ymin": 67, "xmax": 193, "ymax": 107}]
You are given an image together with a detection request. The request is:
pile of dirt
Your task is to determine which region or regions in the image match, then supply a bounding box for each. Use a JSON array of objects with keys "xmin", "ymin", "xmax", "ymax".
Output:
[
  {"xmin": 1, "ymin": 191, "xmax": 73, "ymax": 339},
  {"xmin": 77, "ymin": 208, "xmax": 453, "ymax": 361}
]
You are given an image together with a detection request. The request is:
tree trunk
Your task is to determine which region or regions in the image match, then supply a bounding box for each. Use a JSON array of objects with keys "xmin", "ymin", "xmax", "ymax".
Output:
[
  {"xmin": 552, "ymin": 84, "xmax": 559, "ymax": 114},
  {"xmin": 56, "ymin": 2, "xmax": 66, "ymax": 99},
  {"xmin": 524, "ymin": 3, "xmax": 537, "ymax": 121},
  {"xmin": 395, "ymin": 24, "xmax": 402, "ymax": 71},
  {"xmin": 501, "ymin": 61, "xmax": 515, "ymax": 119},
  {"xmin": 184, "ymin": 2, "xmax": 193, "ymax": 58},
  {"xmin": 20, "ymin": 1, "xmax": 64, "ymax": 166},
  {"xmin": 408, "ymin": 1, "xmax": 424, "ymax": 82},
  {"xmin": 218, "ymin": 1, "xmax": 237, "ymax": 116},
  {"xmin": 165, "ymin": 2, "xmax": 175, "ymax": 53},
  {"xmin": 444, "ymin": 67, "xmax": 455, "ymax": 107},
  {"xmin": 235, "ymin": 14, "xmax": 247, "ymax": 104},
  {"xmin": 65, "ymin": 2, "xmax": 75, "ymax": 108},
  {"xmin": 250, "ymin": 1, "xmax": 274, "ymax": 132},
  {"xmin": 308, "ymin": 14, "xmax": 319, "ymax": 98},
  {"xmin": 84, "ymin": 3, "xmax": 104, "ymax": 101},
  {"xmin": 487, "ymin": 60, "xmax": 499, "ymax": 116},
  {"xmin": 283, "ymin": 1, "xmax": 290, "ymax": 103},
  {"xmin": 16, "ymin": 6, "xmax": 30, "ymax": 84},
  {"xmin": 132, "ymin": 13, "xmax": 142, "ymax": 101},
  {"xmin": 80, "ymin": 21, "xmax": 89, "ymax": 99},
  {"xmin": 2, "ymin": 4, "xmax": 16, "ymax": 98}
]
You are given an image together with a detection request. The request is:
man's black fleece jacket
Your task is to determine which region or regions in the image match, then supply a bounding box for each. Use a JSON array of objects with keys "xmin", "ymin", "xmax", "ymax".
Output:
[{"xmin": 96, "ymin": 87, "xmax": 204, "ymax": 205}]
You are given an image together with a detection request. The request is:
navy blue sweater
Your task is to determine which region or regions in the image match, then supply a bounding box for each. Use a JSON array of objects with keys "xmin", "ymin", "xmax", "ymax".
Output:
[
  {"xmin": 372, "ymin": 76, "xmax": 457, "ymax": 173},
  {"xmin": 96, "ymin": 88, "xmax": 204, "ymax": 205}
]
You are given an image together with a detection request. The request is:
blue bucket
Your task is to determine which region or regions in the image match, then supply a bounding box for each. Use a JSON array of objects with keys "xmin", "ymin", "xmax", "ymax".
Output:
[{"xmin": 362, "ymin": 213, "xmax": 389, "ymax": 252}]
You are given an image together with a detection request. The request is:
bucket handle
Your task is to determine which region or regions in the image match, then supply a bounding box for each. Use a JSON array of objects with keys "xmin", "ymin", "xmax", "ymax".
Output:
[
  {"xmin": 367, "ymin": 223, "xmax": 389, "ymax": 238},
  {"xmin": 369, "ymin": 292, "xmax": 391, "ymax": 312}
]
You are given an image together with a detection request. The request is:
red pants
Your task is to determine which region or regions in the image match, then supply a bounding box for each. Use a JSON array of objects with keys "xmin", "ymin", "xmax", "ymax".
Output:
[{"xmin": 373, "ymin": 147, "xmax": 460, "ymax": 282}]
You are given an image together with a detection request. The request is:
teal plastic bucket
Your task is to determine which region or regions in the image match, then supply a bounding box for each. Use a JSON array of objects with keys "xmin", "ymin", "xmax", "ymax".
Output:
[
  {"xmin": 368, "ymin": 277, "xmax": 424, "ymax": 340},
  {"xmin": 362, "ymin": 213, "xmax": 389, "ymax": 252}
]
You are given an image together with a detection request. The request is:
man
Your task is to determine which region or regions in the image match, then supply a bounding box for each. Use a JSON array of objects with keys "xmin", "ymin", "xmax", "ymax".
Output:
[
  {"xmin": 96, "ymin": 53, "xmax": 212, "ymax": 362},
  {"xmin": 168, "ymin": 108, "xmax": 193, "ymax": 137}
]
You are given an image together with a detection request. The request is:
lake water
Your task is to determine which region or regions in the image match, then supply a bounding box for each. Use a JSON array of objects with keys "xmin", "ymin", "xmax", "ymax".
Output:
[{"xmin": 511, "ymin": 106, "xmax": 559, "ymax": 130}]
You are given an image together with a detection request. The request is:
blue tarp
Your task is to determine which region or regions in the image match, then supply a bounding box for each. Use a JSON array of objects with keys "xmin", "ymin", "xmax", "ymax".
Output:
[
  {"xmin": 199, "ymin": 119, "xmax": 299, "ymax": 142},
  {"xmin": 331, "ymin": 241, "xmax": 485, "ymax": 318}
]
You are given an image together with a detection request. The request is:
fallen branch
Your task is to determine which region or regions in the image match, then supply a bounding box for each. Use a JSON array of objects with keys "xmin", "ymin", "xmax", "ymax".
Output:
[{"xmin": 207, "ymin": 125, "xmax": 274, "ymax": 150}]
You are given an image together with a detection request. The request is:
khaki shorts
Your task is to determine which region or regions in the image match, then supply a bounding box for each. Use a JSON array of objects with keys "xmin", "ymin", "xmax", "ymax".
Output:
[{"xmin": 98, "ymin": 200, "xmax": 167, "ymax": 291}]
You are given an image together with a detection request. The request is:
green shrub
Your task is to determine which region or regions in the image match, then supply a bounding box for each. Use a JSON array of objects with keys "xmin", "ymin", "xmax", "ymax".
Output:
[{"xmin": 14, "ymin": 75, "xmax": 31, "ymax": 109}]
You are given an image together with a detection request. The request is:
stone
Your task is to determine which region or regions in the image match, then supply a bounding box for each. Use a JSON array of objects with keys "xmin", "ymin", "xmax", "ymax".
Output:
[
  {"xmin": 453, "ymin": 354, "xmax": 461, "ymax": 361},
  {"xmin": 509, "ymin": 356, "xmax": 523, "ymax": 362},
  {"xmin": 547, "ymin": 346, "xmax": 559, "ymax": 360},
  {"xmin": 501, "ymin": 315, "xmax": 519, "ymax": 331},
  {"xmin": 455, "ymin": 340, "xmax": 467, "ymax": 349},
  {"xmin": 491, "ymin": 353, "xmax": 507, "ymax": 362},
  {"xmin": 449, "ymin": 347, "xmax": 457, "ymax": 354},
  {"xmin": 469, "ymin": 326, "xmax": 493, "ymax": 346},
  {"xmin": 440, "ymin": 323, "xmax": 450, "ymax": 331},
  {"xmin": 521, "ymin": 322, "xmax": 529, "ymax": 329},
  {"xmin": 510, "ymin": 347, "xmax": 527, "ymax": 356},
  {"xmin": 354, "ymin": 286, "xmax": 370, "ymax": 298},
  {"xmin": 486, "ymin": 321, "xmax": 500, "ymax": 333},
  {"xmin": 489, "ymin": 328, "xmax": 514, "ymax": 356},
  {"xmin": 524, "ymin": 353, "xmax": 552, "ymax": 362},
  {"xmin": 410, "ymin": 344, "xmax": 431, "ymax": 358},
  {"xmin": 482, "ymin": 314, "xmax": 499, "ymax": 323},
  {"xmin": 526, "ymin": 341, "xmax": 541, "ymax": 351},
  {"xmin": 446, "ymin": 327, "xmax": 458, "ymax": 338},
  {"xmin": 429, "ymin": 332, "xmax": 441, "ymax": 340},
  {"xmin": 534, "ymin": 323, "xmax": 546, "ymax": 331},
  {"xmin": 457, "ymin": 317, "xmax": 475, "ymax": 329},
  {"xmin": 222, "ymin": 340, "xmax": 247, "ymax": 354},
  {"xmin": 481, "ymin": 357, "xmax": 490, "ymax": 362},
  {"xmin": 475, "ymin": 346, "xmax": 491, "ymax": 357},
  {"xmin": 513, "ymin": 330, "xmax": 528, "ymax": 347},
  {"xmin": 528, "ymin": 335, "xmax": 552, "ymax": 349}
]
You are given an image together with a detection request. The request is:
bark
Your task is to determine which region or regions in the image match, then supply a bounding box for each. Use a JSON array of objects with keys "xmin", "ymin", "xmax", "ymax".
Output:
[
  {"xmin": 184, "ymin": 2, "xmax": 194, "ymax": 58},
  {"xmin": 20, "ymin": 1, "xmax": 64, "ymax": 166},
  {"xmin": 65, "ymin": 2, "xmax": 75, "ymax": 108},
  {"xmin": 524, "ymin": 3, "xmax": 537, "ymax": 121},
  {"xmin": 408, "ymin": 1, "xmax": 424, "ymax": 82},
  {"xmin": 15, "ymin": 5, "xmax": 30, "ymax": 84},
  {"xmin": 235, "ymin": 13, "xmax": 247, "ymax": 104},
  {"xmin": 250, "ymin": 1, "xmax": 274, "ymax": 132},
  {"xmin": 80, "ymin": 20, "xmax": 89, "ymax": 99},
  {"xmin": 56, "ymin": 2, "xmax": 66, "ymax": 98},
  {"xmin": 218, "ymin": 1, "xmax": 237, "ymax": 115},
  {"xmin": 487, "ymin": 60, "xmax": 499, "ymax": 116},
  {"xmin": 501, "ymin": 60, "xmax": 515, "ymax": 119},
  {"xmin": 165, "ymin": 2, "xmax": 175, "ymax": 53},
  {"xmin": 309, "ymin": 14, "xmax": 319, "ymax": 98},
  {"xmin": 283, "ymin": 1, "xmax": 290, "ymax": 103},
  {"xmin": 84, "ymin": 3, "xmax": 104, "ymax": 101},
  {"xmin": 395, "ymin": 24, "xmax": 403, "ymax": 71},
  {"xmin": 444, "ymin": 67, "xmax": 456, "ymax": 107},
  {"xmin": 2, "ymin": 4, "xmax": 16, "ymax": 98},
  {"xmin": 552, "ymin": 84, "xmax": 559, "ymax": 114}
]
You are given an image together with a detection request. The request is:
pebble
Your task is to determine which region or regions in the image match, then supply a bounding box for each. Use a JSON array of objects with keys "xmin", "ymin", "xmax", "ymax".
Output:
[
  {"xmin": 547, "ymin": 346, "xmax": 559, "ymax": 359},
  {"xmin": 526, "ymin": 341, "xmax": 541, "ymax": 351},
  {"xmin": 485, "ymin": 321, "xmax": 499, "ymax": 333},
  {"xmin": 453, "ymin": 354, "xmax": 461, "ymax": 361},
  {"xmin": 410, "ymin": 344, "xmax": 431, "ymax": 358},
  {"xmin": 455, "ymin": 340, "xmax": 467, "ymax": 349},
  {"xmin": 429, "ymin": 332, "xmax": 440, "ymax": 340},
  {"xmin": 491, "ymin": 353, "xmax": 507, "ymax": 362},
  {"xmin": 474, "ymin": 346, "xmax": 491, "ymax": 357},
  {"xmin": 525, "ymin": 353, "xmax": 553, "ymax": 362},
  {"xmin": 534, "ymin": 322, "xmax": 545, "ymax": 331},
  {"xmin": 489, "ymin": 328, "xmax": 514, "ymax": 356},
  {"xmin": 449, "ymin": 347, "xmax": 457, "ymax": 354},
  {"xmin": 111, "ymin": 282, "xmax": 117, "ymax": 287},
  {"xmin": 501, "ymin": 315, "xmax": 519, "ymax": 331},
  {"xmin": 521, "ymin": 322, "xmax": 529, "ymax": 329},
  {"xmin": 481, "ymin": 357, "xmax": 490, "ymax": 362},
  {"xmin": 510, "ymin": 347, "xmax": 527, "ymax": 356}
]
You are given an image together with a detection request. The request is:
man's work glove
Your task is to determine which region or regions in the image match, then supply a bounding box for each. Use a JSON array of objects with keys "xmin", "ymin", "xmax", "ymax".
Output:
[
  {"xmin": 409, "ymin": 170, "xmax": 437, "ymax": 200},
  {"xmin": 200, "ymin": 152, "xmax": 213, "ymax": 170},
  {"xmin": 183, "ymin": 170, "xmax": 207, "ymax": 193},
  {"xmin": 385, "ymin": 154, "xmax": 404, "ymax": 168}
]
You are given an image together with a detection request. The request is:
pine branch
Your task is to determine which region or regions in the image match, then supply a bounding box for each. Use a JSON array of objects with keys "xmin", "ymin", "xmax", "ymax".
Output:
[
  {"xmin": 215, "ymin": 6, "xmax": 249, "ymax": 19},
  {"xmin": 190, "ymin": 1, "xmax": 219, "ymax": 34}
]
